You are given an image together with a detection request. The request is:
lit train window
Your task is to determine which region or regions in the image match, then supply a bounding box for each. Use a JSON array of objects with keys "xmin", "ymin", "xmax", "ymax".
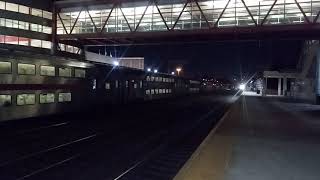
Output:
[
  {"xmin": 151, "ymin": 76, "xmax": 154, "ymax": 81},
  {"xmin": 0, "ymin": 95, "xmax": 11, "ymax": 107},
  {"xmin": 75, "ymin": 68, "xmax": 86, "ymax": 78},
  {"xmin": 155, "ymin": 89, "xmax": 159, "ymax": 94},
  {"xmin": 58, "ymin": 93, "xmax": 71, "ymax": 102},
  {"xmin": 140, "ymin": 81, "xmax": 143, "ymax": 88},
  {"xmin": 146, "ymin": 90, "xmax": 150, "ymax": 95},
  {"xmin": 166, "ymin": 89, "xmax": 169, "ymax": 93},
  {"xmin": 151, "ymin": 89, "xmax": 154, "ymax": 94},
  {"xmin": 134, "ymin": 83, "xmax": 137, "ymax": 89},
  {"xmin": 17, "ymin": 94, "xmax": 35, "ymax": 105},
  {"xmin": 18, "ymin": 63, "xmax": 35, "ymax": 75},
  {"xmin": 169, "ymin": 89, "xmax": 172, "ymax": 93},
  {"xmin": 40, "ymin": 65, "xmax": 55, "ymax": 76},
  {"xmin": 39, "ymin": 93, "xmax": 55, "ymax": 104},
  {"xmin": 159, "ymin": 77, "xmax": 163, "ymax": 82},
  {"xmin": 92, "ymin": 79, "xmax": 97, "ymax": 90},
  {"xmin": 115, "ymin": 80, "xmax": 119, "ymax": 88},
  {"xmin": 105, "ymin": 82, "xmax": 111, "ymax": 90},
  {"xmin": 59, "ymin": 67, "xmax": 72, "ymax": 77},
  {"xmin": 159, "ymin": 89, "xmax": 163, "ymax": 94},
  {"xmin": 146, "ymin": 76, "xmax": 150, "ymax": 81},
  {"xmin": 0, "ymin": 61, "xmax": 12, "ymax": 74},
  {"xmin": 126, "ymin": 81, "xmax": 128, "ymax": 88}
]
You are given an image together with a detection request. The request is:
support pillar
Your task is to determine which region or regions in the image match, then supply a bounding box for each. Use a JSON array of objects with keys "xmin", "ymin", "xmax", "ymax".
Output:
[
  {"xmin": 316, "ymin": 47, "xmax": 320, "ymax": 104},
  {"xmin": 283, "ymin": 77, "xmax": 287, "ymax": 96},
  {"xmin": 278, "ymin": 78, "xmax": 282, "ymax": 96},
  {"xmin": 51, "ymin": 4, "xmax": 58, "ymax": 55}
]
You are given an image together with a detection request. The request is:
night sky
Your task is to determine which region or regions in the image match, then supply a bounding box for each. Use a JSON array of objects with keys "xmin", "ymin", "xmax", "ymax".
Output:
[{"xmin": 91, "ymin": 40, "xmax": 302, "ymax": 79}]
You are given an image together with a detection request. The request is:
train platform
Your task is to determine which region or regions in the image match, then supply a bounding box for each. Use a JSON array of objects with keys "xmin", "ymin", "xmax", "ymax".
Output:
[{"xmin": 174, "ymin": 96, "xmax": 320, "ymax": 180}]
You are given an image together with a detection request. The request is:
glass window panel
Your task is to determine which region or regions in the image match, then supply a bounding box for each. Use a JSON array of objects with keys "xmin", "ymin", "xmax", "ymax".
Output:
[
  {"xmin": 17, "ymin": 94, "xmax": 35, "ymax": 105},
  {"xmin": 105, "ymin": 82, "xmax": 111, "ymax": 89},
  {"xmin": 42, "ymin": 41, "xmax": 51, "ymax": 49},
  {"xmin": 30, "ymin": 39, "xmax": 41, "ymax": 47},
  {"xmin": 75, "ymin": 68, "xmax": 86, "ymax": 78},
  {"xmin": 59, "ymin": 67, "xmax": 72, "ymax": 77},
  {"xmin": 40, "ymin": 93, "xmax": 55, "ymax": 104},
  {"xmin": 18, "ymin": 63, "xmax": 35, "ymax": 75},
  {"xmin": 0, "ymin": 1, "xmax": 5, "ymax": 10},
  {"xmin": 19, "ymin": 37, "xmax": 29, "ymax": 46},
  {"xmin": 59, "ymin": 93, "xmax": 72, "ymax": 102},
  {"xmin": 0, "ymin": 61, "xmax": 11, "ymax": 74},
  {"xmin": 19, "ymin": 5, "xmax": 29, "ymax": 14},
  {"xmin": 146, "ymin": 89, "xmax": 150, "ymax": 95},
  {"xmin": 6, "ymin": 2, "xmax": 18, "ymax": 12},
  {"xmin": 32, "ymin": 8, "xmax": 42, "ymax": 17},
  {"xmin": 0, "ymin": 95, "xmax": 11, "ymax": 107},
  {"xmin": 5, "ymin": 35, "xmax": 18, "ymax": 44},
  {"xmin": 43, "ymin": 11, "xmax": 52, "ymax": 20},
  {"xmin": 40, "ymin": 65, "xmax": 55, "ymax": 76}
]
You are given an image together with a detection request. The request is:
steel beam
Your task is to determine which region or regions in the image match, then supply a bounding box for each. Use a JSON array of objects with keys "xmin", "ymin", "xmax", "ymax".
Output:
[
  {"xmin": 261, "ymin": 0, "xmax": 278, "ymax": 25},
  {"xmin": 135, "ymin": 0, "xmax": 152, "ymax": 32},
  {"xmin": 154, "ymin": 0, "xmax": 170, "ymax": 31},
  {"xmin": 58, "ymin": 13, "xmax": 69, "ymax": 34},
  {"xmin": 241, "ymin": 0, "xmax": 257, "ymax": 26},
  {"xmin": 70, "ymin": 8, "xmax": 83, "ymax": 34},
  {"xmin": 100, "ymin": 3, "xmax": 116, "ymax": 33},
  {"xmin": 294, "ymin": 0, "xmax": 311, "ymax": 24},
  {"xmin": 119, "ymin": 4, "xmax": 133, "ymax": 32},
  {"xmin": 171, "ymin": 1, "xmax": 189, "ymax": 30},
  {"xmin": 214, "ymin": 0, "xmax": 231, "ymax": 27},
  {"xmin": 195, "ymin": 0, "xmax": 211, "ymax": 28},
  {"xmin": 86, "ymin": 8, "xmax": 98, "ymax": 32}
]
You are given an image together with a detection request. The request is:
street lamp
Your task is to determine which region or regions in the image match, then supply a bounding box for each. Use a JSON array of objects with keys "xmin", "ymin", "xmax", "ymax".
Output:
[
  {"xmin": 147, "ymin": 68, "xmax": 151, "ymax": 72},
  {"xmin": 171, "ymin": 72, "xmax": 175, "ymax": 75},
  {"xmin": 176, "ymin": 67, "xmax": 182, "ymax": 76},
  {"xmin": 154, "ymin": 69, "xmax": 158, "ymax": 73}
]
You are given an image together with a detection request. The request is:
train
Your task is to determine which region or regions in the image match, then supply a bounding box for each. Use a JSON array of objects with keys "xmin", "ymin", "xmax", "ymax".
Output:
[{"xmin": 0, "ymin": 51, "xmax": 201, "ymax": 122}]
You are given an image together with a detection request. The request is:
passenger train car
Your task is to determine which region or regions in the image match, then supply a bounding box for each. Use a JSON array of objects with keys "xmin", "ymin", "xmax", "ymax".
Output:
[{"xmin": 0, "ymin": 52, "xmax": 200, "ymax": 122}]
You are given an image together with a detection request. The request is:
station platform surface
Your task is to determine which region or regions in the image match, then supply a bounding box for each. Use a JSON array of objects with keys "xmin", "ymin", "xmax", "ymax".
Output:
[{"xmin": 174, "ymin": 96, "xmax": 320, "ymax": 180}]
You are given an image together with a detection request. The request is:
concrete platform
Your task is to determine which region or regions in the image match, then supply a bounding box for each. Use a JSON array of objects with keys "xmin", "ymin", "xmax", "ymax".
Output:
[{"xmin": 174, "ymin": 96, "xmax": 320, "ymax": 180}]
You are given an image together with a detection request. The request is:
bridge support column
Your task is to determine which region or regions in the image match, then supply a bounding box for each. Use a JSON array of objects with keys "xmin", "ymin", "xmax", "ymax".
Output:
[
  {"xmin": 316, "ymin": 47, "xmax": 320, "ymax": 104},
  {"xmin": 278, "ymin": 78, "xmax": 282, "ymax": 96},
  {"xmin": 283, "ymin": 77, "xmax": 287, "ymax": 96}
]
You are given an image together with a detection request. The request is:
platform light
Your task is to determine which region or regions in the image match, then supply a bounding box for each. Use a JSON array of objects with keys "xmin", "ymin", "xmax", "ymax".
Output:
[
  {"xmin": 176, "ymin": 67, "xmax": 182, "ymax": 76},
  {"xmin": 239, "ymin": 84, "xmax": 246, "ymax": 90},
  {"xmin": 171, "ymin": 72, "xmax": 175, "ymax": 75},
  {"xmin": 113, "ymin": 61, "xmax": 119, "ymax": 66},
  {"xmin": 147, "ymin": 68, "xmax": 151, "ymax": 72},
  {"xmin": 154, "ymin": 69, "xmax": 158, "ymax": 73}
]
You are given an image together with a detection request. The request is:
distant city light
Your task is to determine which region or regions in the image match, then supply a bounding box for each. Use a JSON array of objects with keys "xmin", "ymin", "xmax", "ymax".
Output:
[
  {"xmin": 147, "ymin": 68, "xmax": 151, "ymax": 72},
  {"xmin": 154, "ymin": 69, "xmax": 158, "ymax": 73},
  {"xmin": 113, "ymin": 61, "xmax": 119, "ymax": 66},
  {"xmin": 171, "ymin": 72, "xmax": 175, "ymax": 75},
  {"xmin": 239, "ymin": 84, "xmax": 246, "ymax": 90}
]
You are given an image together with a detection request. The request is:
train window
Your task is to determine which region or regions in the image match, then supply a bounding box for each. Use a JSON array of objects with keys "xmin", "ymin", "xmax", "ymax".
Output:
[
  {"xmin": 155, "ymin": 89, "xmax": 159, "ymax": 94},
  {"xmin": 0, "ymin": 95, "xmax": 11, "ymax": 107},
  {"xmin": 59, "ymin": 93, "xmax": 72, "ymax": 102},
  {"xmin": 159, "ymin": 89, "xmax": 163, "ymax": 94},
  {"xmin": 0, "ymin": 61, "xmax": 12, "ymax": 74},
  {"xmin": 75, "ymin": 68, "xmax": 86, "ymax": 78},
  {"xmin": 151, "ymin": 76, "xmax": 155, "ymax": 81},
  {"xmin": 105, "ymin": 82, "xmax": 111, "ymax": 90},
  {"xmin": 59, "ymin": 67, "xmax": 72, "ymax": 77},
  {"xmin": 140, "ymin": 81, "xmax": 143, "ymax": 88},
  {"xmin": 133, "ymin": 83, "xmax": 137, "ymax": 89},
  {"xmin": 159, "ymin": 77, "xmax": 163, "ymax": 82},
  {"xmin": 166, "ymin": 89, "xmax": 169, "ymax": 93},
  {"xmin": 125, "ymin": 81, "xmax": 128, "ymax": 88},
  {"xmin": 155, "ymin": 77, "xmax": 159, "ymax": 82},
  {"xmin": 39, "ymin": 93, "xmax": 55, "ymax": 104},
  {"xmin": 146, "ymin": 90, "xmax": 150, "ymax": 95},
  {"xmin": 169, "ymin": 89, "xmax": 172, "ymax": 93},
  {"xmin": 40, "ymin": 65, "xmax": 55, "ymax": 76},
  {"xmin": 115, "ymin": 80, "xmax": 119, "ymax": 88},
  {"xmin": 146, "ymin": 76, "xmax": 150, "ymax": 81},
  {"xmin": 151, "ymin": 89, "xmax": 154, "ymax": 94},
  {"xmin": 18, "ymin": 63, "xmax": 35, "ymax": 75},
  {"xmin": 17, "ymin": 94, "xmax": 35, "ymax": 105}
]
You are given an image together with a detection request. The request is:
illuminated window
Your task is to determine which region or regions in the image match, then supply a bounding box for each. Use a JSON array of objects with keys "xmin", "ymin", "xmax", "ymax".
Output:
[
  {"xmin": 115, "ymin": 80, "xmax": 119, "ymax": 88},
  {"xmin": 146, "ymin": 76, "xmax": 150, "ymax": 81},
  {"xmin": 0, "ymin": 1, "xmax": 5, "ymax": 10},
  {"xmin": 18, "ymin": 63, "xmax": 35, "ymax": 75},
  {"xmin": 140, "ymin": 81, "xmax": 143, "ymax": 88},
  {"xmin": 146, "ymin": 89, "xmax": 150, "ymax": 95},
  {"xmin": 39, "ymin": 93, "xmax": 55, "ymax": 104},
  {"xmin": 151, "ymin": 76, "xmax": 155, "ymax": 81},
  {"xmin": 134, "ymin": 83, "xmax": 137, "ymax": 89},
  {"xmin": 155, "ymin": 89, "xmax": 159, "ymax": 94},
  {"xmin": 32, "ymin": 8, "xmax": 42, "ymax": 17},
  {"xmin": 19, "ymin": 5, "xmax": 29, "ymax": 14},
  {"xmin": 6, "ymin": 3, "xmax": 18, "ymax": 12},
  {"xmin": 0, "ymin": 61, "xmax": 11, "ymax": 74},
  {"xmin": 0, "ymin": 95, "xmax": 11, "ymax": 107},
  {"xmin": 159, "ymin": 89, "xmax": 163, "ymax": 94},
  {"xmin": 59, "ymin": 93, "xmax": 71, "ymax": 102},
  {"xmin": 105, "ymin": 82, "xmax": 111, "ymax": 90},
  {"xmin": 151, "ymin": 89, "xmax": 155, "ymax": 94},
  {"xmin": 75, "ymin": 68, "xmax": 86, "ymax": 78},
  {"xmin": 126, "ymin": 81, "xmax": 129, "ymax": 88},
  {"xmin": 59, "ymin": 67, "xmax": 72, "ymax": 77},
  {"xmin": 92, "ymin": 79, "xmax": 96, "ymax": 89},
  {"xmin": 40, "ymin": 65, "xmax": 55, "ymax": 76},
  {"xmin": 17, "ymin": 94, "xmax": 35, "ymax": 105}
]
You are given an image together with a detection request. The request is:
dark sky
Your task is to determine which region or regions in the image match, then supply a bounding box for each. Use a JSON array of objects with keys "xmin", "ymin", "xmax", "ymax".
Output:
[{"xmin": 91, "ymin": 40, "xmax": 302, "ymax": 78}]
